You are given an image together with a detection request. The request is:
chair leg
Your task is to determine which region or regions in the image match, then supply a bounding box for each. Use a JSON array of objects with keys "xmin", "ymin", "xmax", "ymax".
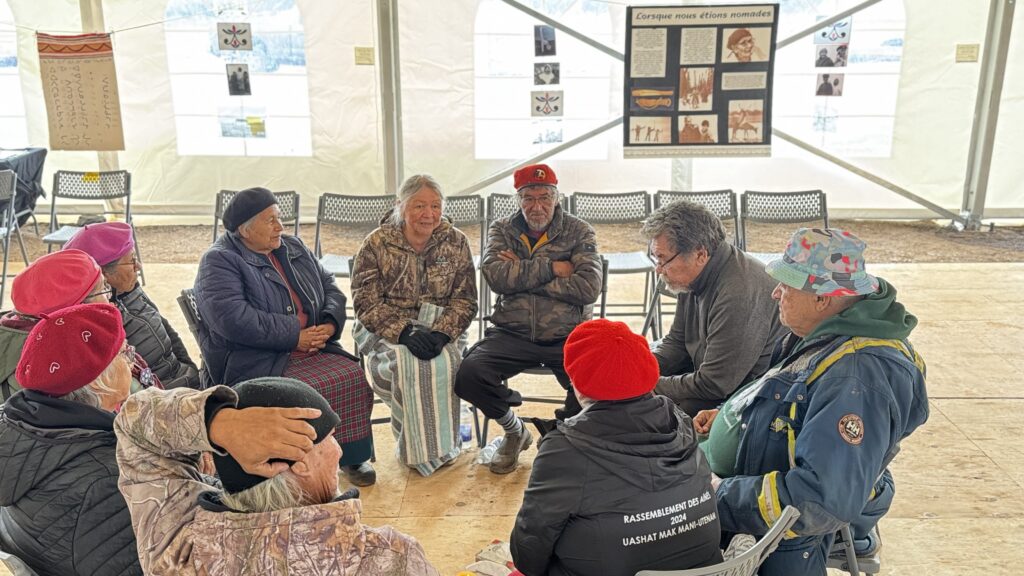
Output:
[
  {"xmin": 840, "ymin": 524, "xmax": 861, "ymax": 576},
  {"xmin": 30, "ymin": 213, "xmax": 39, "ymax": 236},
  {"xmin": 1, "ymin": 232, "xmax": 10, "ymax": 305},
  {"xmin": 132, "ymin": 228, "xmax": 146, "ymax": 286},
  {"xmin": 14, "ymin": 223, "xmax": 28, "ymax": 265}
]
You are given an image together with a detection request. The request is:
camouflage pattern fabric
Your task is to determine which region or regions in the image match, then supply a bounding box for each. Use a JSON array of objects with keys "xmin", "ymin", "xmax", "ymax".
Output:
[
  {"xmin": 352, "ymin": 213, "xmax": 477, "ymax": 343},
  {"xmin": 766, "ymin": 227, "xmax": 879, "ymax": 297},
  {"xmin": 482, "ymin": 207, "xmax": 602, "ymax": 342},
  {"xmin": 114, "ymin": 386, "xmax": 440, "ymax": 576}
]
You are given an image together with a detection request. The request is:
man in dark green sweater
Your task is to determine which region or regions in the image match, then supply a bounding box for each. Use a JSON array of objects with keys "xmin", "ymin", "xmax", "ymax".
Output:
[{"xmin": 642, "ymin": 201, "xmax": 786, "ymax": 416}]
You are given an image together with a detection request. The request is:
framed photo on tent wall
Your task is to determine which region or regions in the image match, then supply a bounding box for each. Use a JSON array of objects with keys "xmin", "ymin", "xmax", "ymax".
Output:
[{"xmin": 623, "ymin": 4, "xmax": 779, "ymax": 158}]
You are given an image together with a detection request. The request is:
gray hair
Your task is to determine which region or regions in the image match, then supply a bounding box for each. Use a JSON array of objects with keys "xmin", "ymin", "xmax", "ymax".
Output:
[
  {"xmin": 516, "ymin": 184, "xmax": 560, "ymax": 205},
  {"xmin": 220, "ymin": 471, "xmax": 309, "ymax": 513},
  {"xmin": 641, "ymin": 200, "xmax": 726, "ymax": 256},
  {"xmin": 392, "ymin": 174, "xmax": 444, "ymax": 227},
  {"xmin": 58, "ymin": 358, "xmax": 121, "ymax": 410}
]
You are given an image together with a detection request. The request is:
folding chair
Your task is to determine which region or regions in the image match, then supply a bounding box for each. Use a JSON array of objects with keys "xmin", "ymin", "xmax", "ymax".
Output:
[
  {"xmin": 0, "ymin": 170, "xmax": 29, "ymax": 303},
  {"xmin": 212, "ymin": 189, "xmax": 301, "ymax": 243},
  {"xmin": 643, "ymin": 190, "xmax": 739, "ymax": 338},
  {"xmin": 43, "ymin": 170, "xmax": 144, "ymax": 284},
  {"xmin": 176, "ymin": 288, "xmax": 212, "ymax": 388},
  {"xmin": 570, "ymin": 191, "xmax": 655, "ymax": 321},
  {"xmin": 635, "ymin": 506, "xmax": 800, "ymax": 576},
  {"xmin": 443, "ymin": 194, "xmax": 487, "ymax": 340},
  {"xmin": 314, "ymin": 193, "xmax": 396, "ymax": 278},
  {"xmin": 471, "ymin": 256, "xmax": 609, "ymax": 447},
  {"xmin": 828, "ymin": 524, "xmax": 882, "ymax": 576},
  {"xmin": 740, "ymin": 190, "xmax": 828, "ymax": 262}
]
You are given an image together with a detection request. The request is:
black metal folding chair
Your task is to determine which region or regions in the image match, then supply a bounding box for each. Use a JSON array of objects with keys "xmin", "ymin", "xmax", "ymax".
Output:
[{"xmin": 213, "ymin": 189, "xmax": 301, "ymax": 242}]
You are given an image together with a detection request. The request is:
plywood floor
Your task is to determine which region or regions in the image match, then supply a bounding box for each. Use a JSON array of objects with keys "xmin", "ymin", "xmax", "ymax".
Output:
[{"xmin": 2, "ymin": 262, "xmax": 1022, "ymax": 576}]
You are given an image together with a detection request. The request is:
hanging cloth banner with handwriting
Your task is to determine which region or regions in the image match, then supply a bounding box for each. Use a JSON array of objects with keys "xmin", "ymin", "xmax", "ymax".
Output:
[{"xmin": 38, "ymin": 32, "xmax": 126, "ymax": 151}]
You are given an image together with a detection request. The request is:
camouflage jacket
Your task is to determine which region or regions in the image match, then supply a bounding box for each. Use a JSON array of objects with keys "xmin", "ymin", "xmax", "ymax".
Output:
[
  {"xmin": 352, "ymin": 212, "xmax": 478, "ymax": 343},
  {"xmin": 114, "ymin": 386, "xmax": 440, "ymax": 576},
  {"xmin": 482, "ymin": 207, "xmax": 602, "ymax": 342}
]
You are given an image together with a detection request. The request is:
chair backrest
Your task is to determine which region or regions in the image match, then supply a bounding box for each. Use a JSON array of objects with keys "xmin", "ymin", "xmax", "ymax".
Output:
[
  {"xmin": 740, "ymin": 190, "xmax": 828, "ymax": 252},
  {"xmin": 444, "ymin": 194, "xmax": 486, "ymax": 256},
  {"xmin": 213, "ymin": 189, "xmax": 301, "ymax": 241},
  {"xmin": 314, "ymin": 193, "xmax": 396, "ymax": 257},
  {"xmin": 0, "ymin": 169, "xmax": 16, "ymax": 203},
  {"xmin": 570, "ymin": 191, "xmax": 651, "ymax": 224},
  {"xmin": 177, "ymin": 288, "xmax": 203, "ymax": 349},
  {"xmin": 634, "ymin": 506, "xmax": 801, "ymax": 576},
  {"xmin": 655, "ymin": 190, "xmax": 740, "ymax": 247},
  {"xmin": 50, "ymin": 170, "xmax": 132, "ymax": 231}
]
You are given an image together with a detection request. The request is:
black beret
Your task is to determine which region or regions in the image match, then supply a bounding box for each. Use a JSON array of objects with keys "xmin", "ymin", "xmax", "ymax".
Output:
[{"xmin": 222, "ymin": 187, "xmax": 278, "ymax": 233}]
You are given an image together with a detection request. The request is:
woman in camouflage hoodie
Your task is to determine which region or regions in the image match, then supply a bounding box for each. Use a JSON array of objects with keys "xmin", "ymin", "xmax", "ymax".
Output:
[{"xmin": 352, "ymin": 175, "xmax": 477, "ymax": 476}]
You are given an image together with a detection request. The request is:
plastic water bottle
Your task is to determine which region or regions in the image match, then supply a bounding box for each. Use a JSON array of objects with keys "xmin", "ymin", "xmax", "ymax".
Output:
[
  {"xmin": 459, "ymin": 402, "xmax": 474, "ymax": 446},
  {"xmin": 477, "ymin": 436, "xmax": 503, "ymax": 464}
]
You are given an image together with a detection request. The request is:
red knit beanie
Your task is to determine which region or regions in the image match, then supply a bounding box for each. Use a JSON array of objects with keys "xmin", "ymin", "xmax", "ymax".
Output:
[
  {"xmin": 564, "ymin": 319, "xmax": 659, "ymax": 401},
  {"xmin": 11, "ymin": 250, "xmax": 102, "ymax": 317},
  {"xmin": 16, "ymin": 303, "xmax": 126, "ymax": 396}
]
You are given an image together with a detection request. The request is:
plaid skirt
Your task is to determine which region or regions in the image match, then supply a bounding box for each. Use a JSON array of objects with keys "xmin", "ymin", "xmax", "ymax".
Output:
[{"xmin": 283, "ymin": 352, "xmax": 373, "ymax": 445}]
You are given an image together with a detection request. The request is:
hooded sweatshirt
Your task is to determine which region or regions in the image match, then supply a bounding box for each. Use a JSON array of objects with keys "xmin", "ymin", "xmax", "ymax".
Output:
[
  {"xmin": 510, "ymin": 394, "xmax": 722, "ymax": 576},
  {"xmin": 700, "ymin": 277, "xmax": 917, "ymax": 476},
  {"xmin": 0, "ymin": 390, "xmax": 141, "ymax": 576}
]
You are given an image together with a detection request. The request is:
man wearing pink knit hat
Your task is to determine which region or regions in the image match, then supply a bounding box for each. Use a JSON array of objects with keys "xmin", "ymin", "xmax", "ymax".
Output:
[
  {"xmin": 511, "ymin": 319, "xmax": 721, "ymax": 576},
  {"xmin": 65, "ymin": 222, "xmax": 200, "ymax": 389}
]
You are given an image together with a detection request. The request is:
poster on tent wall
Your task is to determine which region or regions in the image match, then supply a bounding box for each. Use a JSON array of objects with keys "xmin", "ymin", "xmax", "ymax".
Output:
[
  {"xmin": 623, "ymin": 4, "xmax": 778, "ymax": 158},
  {"xmin": 37, "ymin": 32, "xmax": 125, "ymax": 151}
]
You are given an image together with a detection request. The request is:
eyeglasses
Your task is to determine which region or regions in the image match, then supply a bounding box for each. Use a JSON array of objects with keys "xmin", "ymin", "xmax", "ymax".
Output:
[
  {"xmin": 648, "ymin": 248, "xmax": 681, "ymax": 270},
  {"xmin": 120, "ymin": 343, "xmax": 136, "ymax": 363},
  {"xmin": 519, "ymin": 194, "xmax": 556, "ymax": 207},
  {"xmin": 116, "ymin": 255, "xmax": 139, "ymax": 267}
]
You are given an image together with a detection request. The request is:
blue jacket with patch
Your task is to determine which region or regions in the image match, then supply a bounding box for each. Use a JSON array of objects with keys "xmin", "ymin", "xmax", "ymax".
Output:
[{"xmin": 716, "ymin": 279, "xmax": 928, "ymax": 574}]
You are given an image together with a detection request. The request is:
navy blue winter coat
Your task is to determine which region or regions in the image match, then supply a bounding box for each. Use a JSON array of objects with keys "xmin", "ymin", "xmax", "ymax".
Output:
[{"xmin": 194, "ymin": 233, "xmax": 356, "ymax": 385}]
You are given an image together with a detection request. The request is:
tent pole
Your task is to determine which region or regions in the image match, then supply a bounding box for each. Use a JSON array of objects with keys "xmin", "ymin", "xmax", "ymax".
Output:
[{"xmin": 376, "ymin": 0, "xmax": 404, "ymax": 194}]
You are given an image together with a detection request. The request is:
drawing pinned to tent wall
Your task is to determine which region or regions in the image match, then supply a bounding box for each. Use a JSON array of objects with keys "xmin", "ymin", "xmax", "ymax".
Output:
[{"xmin": 218, "ymin": 22, "xmax": 252, "ymax": 51}]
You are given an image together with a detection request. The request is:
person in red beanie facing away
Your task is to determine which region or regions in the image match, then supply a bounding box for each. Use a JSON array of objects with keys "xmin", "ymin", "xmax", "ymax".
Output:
[
  {"xmin": 0, "ymin": 303, "xmax": 142, "ymax": 576},
  {"xmin": 0, "ymin": 250, "xmax": 160, "ymax": 402},
  {"xmin": 65, "ymin": 222, "xmax": 201, "ymax": 389},
  {"xmin": 510, "ymin": 319, "xmax": 721, "ymax": 576},
  {"xmin": 455, "ymin": 164, "xmax": 603, "ymax": 474}
]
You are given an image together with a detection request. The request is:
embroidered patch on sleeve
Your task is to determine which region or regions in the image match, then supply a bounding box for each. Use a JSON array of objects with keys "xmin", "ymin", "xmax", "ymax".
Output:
[{"xmin": 838, "ymin": 413, "xmax": 864, "ymax": 445}]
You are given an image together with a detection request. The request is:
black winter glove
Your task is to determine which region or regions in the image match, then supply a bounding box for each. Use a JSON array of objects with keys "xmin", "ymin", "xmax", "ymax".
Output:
[
  {"xmin": 398, "ymin": 324, "xmax": 436, "ymax": 360},
  {"xmin": 428, "ymin": 331, "xmax": 451, "ymax": 355}
]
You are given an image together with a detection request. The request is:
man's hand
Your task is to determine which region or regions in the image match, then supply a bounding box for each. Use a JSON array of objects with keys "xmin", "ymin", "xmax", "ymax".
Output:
[
  {"xmin": 498, "ymin": 250, "xmax": 520, "ymax": 262},
  {"xmin": 693, "ymin": 409, "xmax": 719, "ymax": 434},
  {"xmin": 297, "ymin": 326, "xmax": 329, "ymax": 353},
  {"xmin": 711, "ymin": 472, "xmax": 722, "ymax": 491},
  {"xmin": 551, "ymin": 260, "xmax": 574, "ymax": 278},
  {"xmin": 209, "ymin": 406, "xmax": 320, "ymax": 477}
]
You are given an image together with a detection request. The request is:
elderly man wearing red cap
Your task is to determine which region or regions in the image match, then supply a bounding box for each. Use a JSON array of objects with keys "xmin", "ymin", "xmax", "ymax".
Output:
[
  {"xmin": 455, "ymin": 163, "xmax": 603, "ymax": 474},
  {"xmin": 0, "ymin": 303, "xmax": 142, "ymax": 576},
  {"xmin": 65, "ymin": 222, "xmax": 201, "ymax": 389},
  {"xmin": 0, "ymin": 250, "xmax": 160, "ymax": 402},
  {"xmin": 510, "ymin": 319, "xmax": 721, "ymax": 576}
]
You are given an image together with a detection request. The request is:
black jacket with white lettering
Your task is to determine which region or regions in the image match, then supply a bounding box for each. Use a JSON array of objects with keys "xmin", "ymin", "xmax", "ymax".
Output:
[{"xmin": 510, "ymin": 393, "xmax": 722, "ymax": 576}]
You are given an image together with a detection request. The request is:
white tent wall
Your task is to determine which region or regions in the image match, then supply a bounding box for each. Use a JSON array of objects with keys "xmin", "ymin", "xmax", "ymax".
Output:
[
  {"xmin": 3, "ymin": 0, "xmax": 1022, "ymax": 218},
  {"xmin": 987, "ymin": 3, "xmax": 1024, "ymax": 211}
]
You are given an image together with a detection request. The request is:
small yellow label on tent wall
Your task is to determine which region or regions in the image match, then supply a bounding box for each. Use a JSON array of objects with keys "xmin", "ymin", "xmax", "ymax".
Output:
[
  {"xmin": 354, "ymin": 47, "xmax": 375, "ymax": 66},
  {"xmin": 955, "ymin": 43, "xmax": 980, "ymax": 63}
]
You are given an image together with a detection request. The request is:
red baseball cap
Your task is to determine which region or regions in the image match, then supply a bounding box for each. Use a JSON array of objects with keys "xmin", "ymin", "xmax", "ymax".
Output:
[{"xmin": 514, "ymin": 164, "xmax": 558, "ymax": 192}]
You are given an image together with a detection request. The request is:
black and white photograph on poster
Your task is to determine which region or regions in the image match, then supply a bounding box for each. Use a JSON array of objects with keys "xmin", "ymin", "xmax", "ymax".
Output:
[
  {"xmin": 722, "ymin": 27, "xmax": 771, "ymax": 63},
  {"xmin": 226, "ymin": 64, "xmax": 251, "ymax": 96},
  {"xmin": 532, "ymin": 120, "xmax": 563, "ymax": 144},
  {"xmin": 629, "ymin": 116, "xmax": 671, "ymax": 144},
  {"xmin": 218, "ymin": 22, "xmax": 252, "ymax": 51},
  {"xmin": 679, "ymin": 28, "xmax": 717, "ymax": 65},
  {"xmin": 815, "ymin": 17, "xmax": 852, "ymax": 44},
  {"xmin": 678, "ymin": 115, "xmax": 717, "ymax": 144},
  {"xmin": 816, "ymin": 73, "xmax": 844, "ymax": 96},
  {"xmin": 535, "ymin": 25, "xmax": 556, "ymax": 56},
  {"xmin": 815, "ymin": 44, "xmax": 848, "ymax": 67},
  {"xmin": 727, "ymin": 100, "xmax": 763, "ymax": 143},
  {"xmin": 534, "ymin": 63, "xmax": 560, "ymax": 85},
  {"xmin": 678, "ymin": 67, "xmax": 713, "ymax": 111},
  {"xmin": 625, "ymin": 4, "xmax": 778, "ymax": 158},
  {"xmin": 630, "ymin": 87, "xmax": 674, "ymax": 112},
  {"xmin": 531, "ymin": 90, "xmax": 563, "ymax": 117}
]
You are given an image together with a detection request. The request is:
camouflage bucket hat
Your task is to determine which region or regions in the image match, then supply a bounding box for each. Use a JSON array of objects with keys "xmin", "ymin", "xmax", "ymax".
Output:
[{"xmin": 765, "ymin": 228, "xmax": 879, "ymax": 296}]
